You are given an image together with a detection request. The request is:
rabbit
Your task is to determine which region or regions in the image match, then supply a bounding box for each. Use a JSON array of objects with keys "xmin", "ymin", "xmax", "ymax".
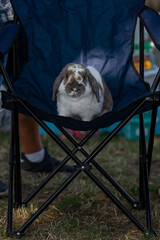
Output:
[{"xmin": 52, "ymin": 63, "xmax": 113, "ymax": 121}]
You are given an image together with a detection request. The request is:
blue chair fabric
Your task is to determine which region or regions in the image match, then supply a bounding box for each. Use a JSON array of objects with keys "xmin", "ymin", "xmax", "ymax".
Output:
[
  {"xmin": 6, "ymin": 0, "xmax": 160, "ymax": 131},
  {"xmin": 0, "ymin": 22, "xmax": 20, "ymax": 54},
  {"xmin": 140, "ymin": 7, "xmax": 160, "ymax": 49}
]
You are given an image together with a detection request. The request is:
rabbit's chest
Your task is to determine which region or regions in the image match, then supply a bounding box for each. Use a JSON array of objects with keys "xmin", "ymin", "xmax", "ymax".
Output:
[
  {"xmin": 65, "ymin": 95, "xmax": 93, "ymax": 112},
  {"xmin": 57, "ymin": 93, "xmax": 103, "ymax": 121}
]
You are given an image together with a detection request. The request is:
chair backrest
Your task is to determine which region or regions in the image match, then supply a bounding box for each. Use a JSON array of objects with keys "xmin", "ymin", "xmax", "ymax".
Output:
[{"xmin": 11, "ymin": 0, "xmax": 149, "ymax": 114}]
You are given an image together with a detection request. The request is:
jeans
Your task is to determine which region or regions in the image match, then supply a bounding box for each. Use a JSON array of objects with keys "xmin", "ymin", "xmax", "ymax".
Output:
[
  {"xmin": 0, "ymin": 54, "xmax": 11, "ymax": 131},
  {"xmin": 0, "ymin": 54, "xmax": 8, "ymax": 87}
]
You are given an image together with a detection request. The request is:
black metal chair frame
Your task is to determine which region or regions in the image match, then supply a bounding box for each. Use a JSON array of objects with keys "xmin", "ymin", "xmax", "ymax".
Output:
[{"xmin": 0, "ymin": 19, "xmax": 160, "ymax": 238}]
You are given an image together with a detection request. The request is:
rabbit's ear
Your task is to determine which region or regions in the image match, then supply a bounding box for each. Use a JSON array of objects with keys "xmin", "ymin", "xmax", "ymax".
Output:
[
  {"xmin": 52, "ymin": 64, "xmax": 70, "ymax": 101},
  {"xmin": 52, "ymin": 71, "xmax": 65, "ymax": 101},
  {"xmin": 85, "ymin": 68, "xmax": 100, "ymax": 102},
  {"xmin": 52, "ymin": 63, "xmax": 76, "ymax": 101}
]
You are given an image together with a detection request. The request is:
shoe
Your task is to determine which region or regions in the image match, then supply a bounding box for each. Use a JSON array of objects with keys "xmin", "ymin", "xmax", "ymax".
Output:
[
  {"xmin": 20, "ymin": 148, "xmax": 74, "ymax": 173},
  {"xmin": 0, "ymin": 180, "xmax": 8, "ymax": 197}
]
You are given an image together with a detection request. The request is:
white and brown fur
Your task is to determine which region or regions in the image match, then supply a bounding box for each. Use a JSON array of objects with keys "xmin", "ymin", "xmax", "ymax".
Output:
[{"xmin": 52, "ymin": 63, "xmax": 113, "ymax": 121}]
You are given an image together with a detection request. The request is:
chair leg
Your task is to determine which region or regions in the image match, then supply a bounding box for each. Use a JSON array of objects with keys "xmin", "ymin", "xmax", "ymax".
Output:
[
  {"xmin": 7, "ymin": 111, "xmax": 15, "ymax": 237},
  {"xmin": 139, "ymin": 113, "xmax": 146, "ymax": 209},
  {"xmin": 148, "ymin": 105, "xmax": 158, "ymax": 176},
  {"xmin": 139, "ymin": 106, "xmax": 157, "ymax": 208},
  {"xmin": 140, "ymin": 154, "xmax": 157, "ymax": 236},
  {"xmin": 7, "ymin": 102, "xmax": 22, "ymax": 237},
  {"xmin": 141, "ymin": 160, "xmax": 152, "ymax": 231},
  {"xmin": 13, "ymin": 103, "xmax": 22, "ymax": 209},
  {"xmin": 138, "ymin": 113, "xmax": 157, "ymax": 235}
]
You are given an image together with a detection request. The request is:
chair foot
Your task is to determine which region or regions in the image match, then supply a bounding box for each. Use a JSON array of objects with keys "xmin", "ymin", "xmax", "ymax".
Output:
[
  {"xmin": 15, "ymin": 231, "xmax": 24, "ymax": 238},
  {"xmin": 144, "ymin": 229, "xmax": 158, "ymax": 238},
  {"xmin": 7, "ymin": 230, "xmax": 15, "ymax": 238},
  {"xmin": 7, "ymin": 230, "xmax": 24, "ymax": 239}
]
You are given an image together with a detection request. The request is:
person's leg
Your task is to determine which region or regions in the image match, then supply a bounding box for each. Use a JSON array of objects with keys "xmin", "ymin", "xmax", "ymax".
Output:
[
  {"xmin": 19, "ymin": 114, "xmax": 46, "ymax": 163},
  {"xmin": 19, "ymin": 114, "xmax": 43, "ymax": 154},
  {"xmin": 19, "ymin": 114, "xmax": 74, "ymax": 173}
]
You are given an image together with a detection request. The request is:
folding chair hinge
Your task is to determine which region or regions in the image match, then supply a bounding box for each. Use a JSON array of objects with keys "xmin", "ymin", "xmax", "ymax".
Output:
[
  {"xmin": 132, "ymin": 202, "xmax": 144, "ymax": 210},
  {"xmin": 74, "ymin": 164, "xmax": 92, "ymax": 171},
  {"xmin": 148, "ymin": 94, "xmax": 160, "ymax": 102},
  {"xmin": 6, "ymin": 98, "xmax": 17, "ymax": 103}
]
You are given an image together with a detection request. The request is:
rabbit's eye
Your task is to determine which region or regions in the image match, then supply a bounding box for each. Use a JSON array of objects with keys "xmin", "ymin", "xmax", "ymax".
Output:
[{"xmin": 66, "ymin": 73, "xmax": 68, "ymax": 78}]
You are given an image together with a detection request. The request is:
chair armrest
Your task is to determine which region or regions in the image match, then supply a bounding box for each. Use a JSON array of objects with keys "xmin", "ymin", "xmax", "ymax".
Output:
[
  {"xmin": 0, "ymin": 22, "xmax": 20, "ymax": 55},
  {"xmin": 139, "ymin": 6, "xmax": 160, "ymax": 51}
]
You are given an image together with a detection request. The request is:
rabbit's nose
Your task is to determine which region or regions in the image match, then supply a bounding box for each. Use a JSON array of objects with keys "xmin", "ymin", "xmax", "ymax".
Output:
[{"xmin": 72, "ymin": 87, "xmax": 78, "ymax": 92}]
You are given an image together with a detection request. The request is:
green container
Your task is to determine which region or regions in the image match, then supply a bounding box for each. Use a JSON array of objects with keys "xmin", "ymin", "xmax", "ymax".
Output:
[{"xmin": 122, "ymin": 111, "xmax": 152, "ymax": 141}]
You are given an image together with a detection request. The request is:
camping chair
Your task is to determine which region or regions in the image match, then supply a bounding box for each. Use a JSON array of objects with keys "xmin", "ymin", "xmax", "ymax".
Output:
[{"xmin": 0, "ymin": 0, "xmax": 160, "ymax": 237}]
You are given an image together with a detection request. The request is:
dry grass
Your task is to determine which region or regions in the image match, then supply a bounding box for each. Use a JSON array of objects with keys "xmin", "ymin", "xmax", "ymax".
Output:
[{"xmin": 0, "ymin": 132, "xmax": 160, "ymax": 240}]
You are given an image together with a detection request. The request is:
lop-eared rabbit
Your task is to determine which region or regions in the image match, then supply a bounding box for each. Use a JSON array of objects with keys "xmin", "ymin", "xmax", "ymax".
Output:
[{"xmin": 52, "ymin": 63, "xmax": 113, "ymax": 121}]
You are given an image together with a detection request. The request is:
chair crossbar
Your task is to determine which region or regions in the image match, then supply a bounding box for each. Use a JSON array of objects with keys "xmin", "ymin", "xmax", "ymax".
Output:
[
  {"xmin": 22, "ymin": 129, "xmax": 98, "ymax": 206},
  {"xmin": 139, "ymin": 113, "xmax": 152, "ymax": 231},
  {"xmin": 85, "ymin": 170, "xmax": 148, "ymax": 234},
  {"xmin": 56, "ymin": 124, "xmax": 137, "ymax": 206},
  {"xmin": 16, "ymin": 165, "xmax": 150, "ymax": 237},
  {"xmin": 16, "ymin": 171, "xmax": 81, "ymax": 236},
  {"xmin": 148, "ymin": 104, "xmax": 158, "ymax": 174},
  {"xmin": 14, "ymin": 150, "xmax": 155, "ymax": 237},
  {"xmin": 22, "ymin": 122, "xmax": 136, "ymax": 207}
]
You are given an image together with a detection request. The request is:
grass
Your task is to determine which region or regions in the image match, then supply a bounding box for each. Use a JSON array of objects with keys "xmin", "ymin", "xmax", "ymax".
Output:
[{"xmin": 0, "ymin": 131, "xmax": 160, "ymax": 240}]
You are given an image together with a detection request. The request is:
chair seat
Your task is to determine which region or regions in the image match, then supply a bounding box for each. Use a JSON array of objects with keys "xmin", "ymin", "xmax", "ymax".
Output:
[{"xmin": 1, "ymin": 90, "xmax": 158, "ymax": 131}]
